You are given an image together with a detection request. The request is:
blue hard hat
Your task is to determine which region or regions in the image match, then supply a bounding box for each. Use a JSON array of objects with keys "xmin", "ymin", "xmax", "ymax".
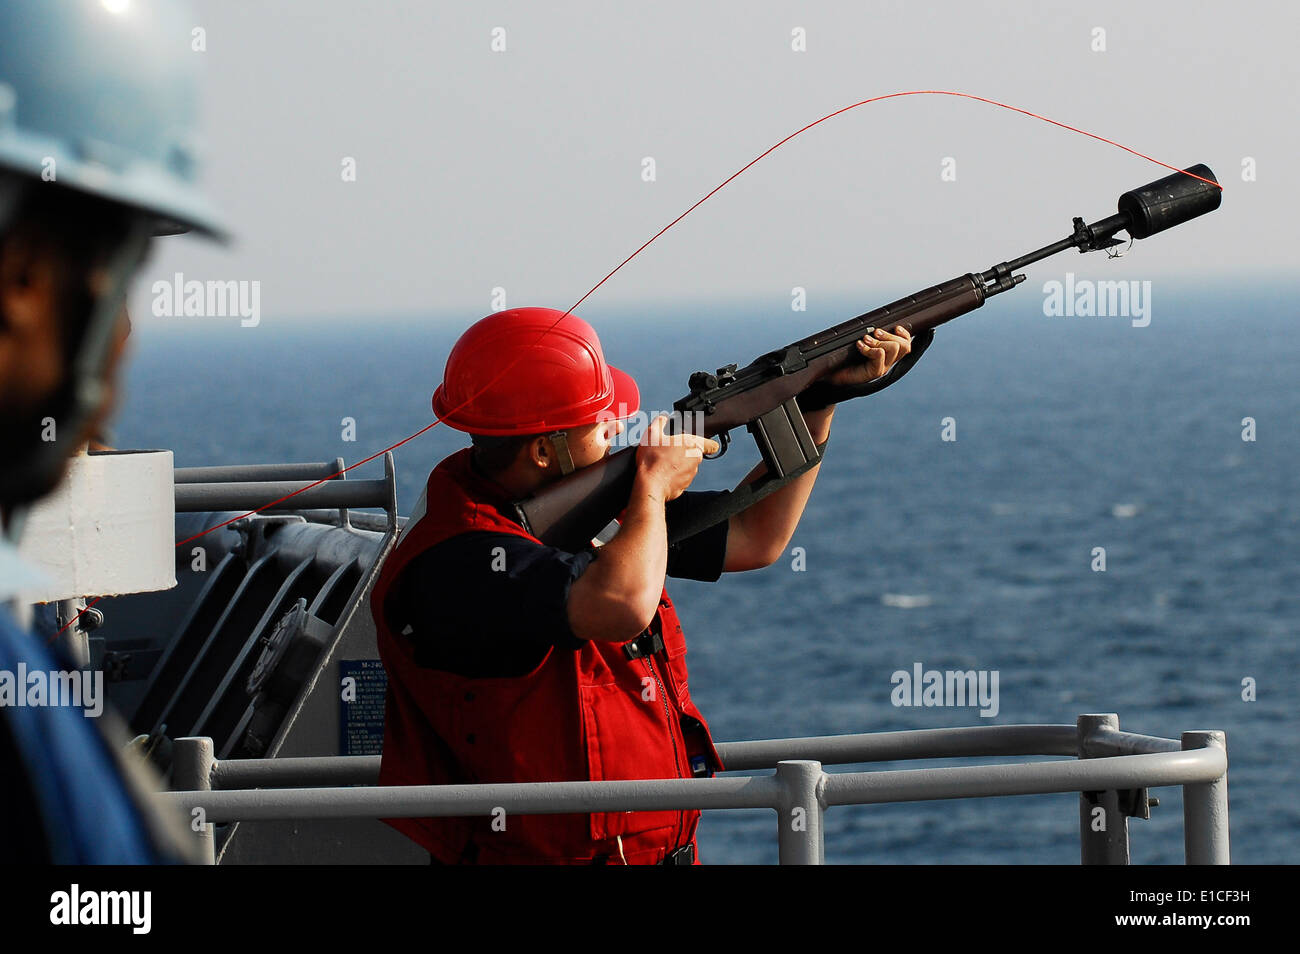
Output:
[{"xmin": 0, "ymin": 0, "xmax": 226, "ymax": 238}]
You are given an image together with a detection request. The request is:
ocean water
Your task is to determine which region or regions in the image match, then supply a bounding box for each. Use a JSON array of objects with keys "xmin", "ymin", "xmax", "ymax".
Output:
[{"xmin": 115, "ymin": 279, "xmax": 1299, "ymax": 864}]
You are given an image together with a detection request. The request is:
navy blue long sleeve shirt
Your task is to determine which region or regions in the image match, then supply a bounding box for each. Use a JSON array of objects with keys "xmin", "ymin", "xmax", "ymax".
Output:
[{"xmin": 394, "ymin": 491, "xmax": 730, "ymax": 677}]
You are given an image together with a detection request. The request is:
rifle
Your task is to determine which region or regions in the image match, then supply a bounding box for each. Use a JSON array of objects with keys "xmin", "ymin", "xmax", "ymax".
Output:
[{"xmin": 515, "ymin": 164, "xmax": 1222, "ymax": 552}]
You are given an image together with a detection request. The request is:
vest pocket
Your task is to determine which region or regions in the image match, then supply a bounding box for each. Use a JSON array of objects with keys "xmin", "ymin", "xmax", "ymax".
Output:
[{"xmin": 578, "ymin": 679, "xmax": 687, "ymax": 842}]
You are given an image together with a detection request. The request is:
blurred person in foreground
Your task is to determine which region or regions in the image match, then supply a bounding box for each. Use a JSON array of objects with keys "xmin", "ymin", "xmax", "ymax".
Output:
[{"xmin": 0, "ymin": 0, "xmax": 224, "ymax": 863}]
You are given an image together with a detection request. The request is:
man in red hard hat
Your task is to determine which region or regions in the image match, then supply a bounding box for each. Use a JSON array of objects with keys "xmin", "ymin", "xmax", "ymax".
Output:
[{"xmin": 371, "ymin": 306, "xmax": 915, "ymax": 864}]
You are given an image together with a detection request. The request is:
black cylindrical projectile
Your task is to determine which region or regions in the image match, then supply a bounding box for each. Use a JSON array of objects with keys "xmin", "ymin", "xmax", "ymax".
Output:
[{"xmin": 1118, "ymin": 163, "xmax": 1221, "ymax": 239}]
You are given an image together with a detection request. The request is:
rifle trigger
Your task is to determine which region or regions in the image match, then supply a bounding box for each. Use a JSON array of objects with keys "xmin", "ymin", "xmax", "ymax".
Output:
[{"xmin": 704, "ymin": 431, "xmax": 729, "ymax": 460}]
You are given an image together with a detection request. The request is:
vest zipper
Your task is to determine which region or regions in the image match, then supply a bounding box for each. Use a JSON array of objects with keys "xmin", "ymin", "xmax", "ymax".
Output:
[
  {"xmin": 643, "ymin": 656, "xmax": 682, "ymax": 777},
  {"xmin": 643, "ymin": 654, "xmax": 685, "ymax": 852}
]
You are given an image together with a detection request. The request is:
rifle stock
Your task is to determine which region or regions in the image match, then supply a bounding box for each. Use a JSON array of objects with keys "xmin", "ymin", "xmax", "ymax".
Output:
[{"xmin": 513, "ymin": 444, "xmax": 639, "ymax": 549}]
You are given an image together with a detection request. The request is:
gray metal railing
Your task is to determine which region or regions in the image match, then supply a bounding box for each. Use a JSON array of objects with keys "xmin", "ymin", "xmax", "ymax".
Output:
[
  {"xmin": 161, "ymin": 714, "xmax": 1229, "ymax": 865},
  {"xmin": 173, "ymin": 453, "xmax": 398, "ymax": 528},
  {"xmin": 175, "ymin": 462, "xmax": 345, "ymax": 484}
]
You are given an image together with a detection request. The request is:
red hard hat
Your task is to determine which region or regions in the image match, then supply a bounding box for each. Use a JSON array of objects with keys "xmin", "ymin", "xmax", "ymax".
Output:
[{"xmin": 432, "ymin": 308, "xmax": 640, "ymax": 435}]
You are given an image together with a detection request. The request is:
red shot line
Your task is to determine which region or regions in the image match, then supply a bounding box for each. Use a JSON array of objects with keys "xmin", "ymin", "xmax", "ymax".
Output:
[{"xmin": 48, "ymin": 90, "xmax": 1221, "ymax": 643}]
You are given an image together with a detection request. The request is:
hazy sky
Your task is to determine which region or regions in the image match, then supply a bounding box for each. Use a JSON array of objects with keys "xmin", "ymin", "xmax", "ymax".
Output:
[{"xmin": 130, "ymin": 0, "xmax": 1295, "ymax": 328}]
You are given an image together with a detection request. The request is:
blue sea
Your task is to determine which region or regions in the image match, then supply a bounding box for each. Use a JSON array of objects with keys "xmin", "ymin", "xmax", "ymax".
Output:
[{"xmin": 116, "ymin": 279, "xmax": 1299, "ymax": 864}]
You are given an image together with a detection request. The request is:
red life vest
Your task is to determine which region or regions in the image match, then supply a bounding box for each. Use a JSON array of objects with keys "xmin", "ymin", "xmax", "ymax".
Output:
[{"xmin": 370, "ymin": 448, "xmax": 724, "ymax": 864}]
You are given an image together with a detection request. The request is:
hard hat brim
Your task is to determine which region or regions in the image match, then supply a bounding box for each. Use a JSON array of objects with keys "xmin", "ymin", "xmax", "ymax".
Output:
[
  {"xmin": 605, "ymin": 365, "xmax": 640, "ymax": 423},
  {"xmin": 0, "ymin": 148, "xmax": 229, "ymax": 242}
]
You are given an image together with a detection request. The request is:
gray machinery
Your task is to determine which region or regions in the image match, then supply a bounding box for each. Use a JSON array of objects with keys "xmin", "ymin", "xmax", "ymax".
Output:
[{"xmin": 95, "ymin": 454, "xmax": 426, "ymax": 863}]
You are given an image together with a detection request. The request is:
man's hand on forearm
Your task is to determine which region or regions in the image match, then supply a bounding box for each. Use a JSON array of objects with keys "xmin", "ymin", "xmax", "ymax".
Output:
[{"xmin": 821, "ymin": 325, "xmax": 913, "ymax": 392}]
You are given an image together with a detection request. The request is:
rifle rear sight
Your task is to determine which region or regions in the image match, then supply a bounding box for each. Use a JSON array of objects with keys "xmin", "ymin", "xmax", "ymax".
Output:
[{"xmin": 688, "ymin": 364, "xmax": 738, "ymax": 393}]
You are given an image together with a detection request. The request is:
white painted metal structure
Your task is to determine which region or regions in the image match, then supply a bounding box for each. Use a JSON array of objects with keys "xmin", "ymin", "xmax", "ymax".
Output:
[{"xmin": 17, "ymin": 449, "xmax": 175, "ymax": 603}]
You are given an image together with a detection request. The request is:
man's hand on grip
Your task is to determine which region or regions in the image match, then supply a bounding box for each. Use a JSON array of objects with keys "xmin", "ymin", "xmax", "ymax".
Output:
[{"xmin": 634, "ymin": 414, "xmax": 718, "ymax": 503}]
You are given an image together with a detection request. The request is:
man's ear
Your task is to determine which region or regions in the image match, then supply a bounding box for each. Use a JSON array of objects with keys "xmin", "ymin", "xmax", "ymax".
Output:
[
  {"xmin": 0, "ymin": 231, "xmax": 60, "ymax": 381},
  {"xmin": 1, "ymin": 230, "xmax": 43, "ymax": 320},
  {"xmin": 527, "ymin": 435, "xmax": 553, "ymax": 470}
]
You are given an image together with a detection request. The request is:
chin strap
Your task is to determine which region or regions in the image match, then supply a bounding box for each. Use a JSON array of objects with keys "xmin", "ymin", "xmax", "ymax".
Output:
[
  {"xmin": 0, "ymin": 175, "xmax": 22, "ymax": 232},
  {"xmin": 547, "ymin": 430, "xmax": 576, "ymax": 476}
]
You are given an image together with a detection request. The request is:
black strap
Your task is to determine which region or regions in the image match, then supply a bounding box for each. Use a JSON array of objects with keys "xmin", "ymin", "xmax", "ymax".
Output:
[
  {"xmin": 796, "ymin": 326, "xmax": 935, "ymax": 412},
  {"xmin": 623, "ymin": 628, "xmax": 666, "ymax": 660},
  {"xmin": 660, "ymin": 843, "xmax": 695, "ymax": 865}
]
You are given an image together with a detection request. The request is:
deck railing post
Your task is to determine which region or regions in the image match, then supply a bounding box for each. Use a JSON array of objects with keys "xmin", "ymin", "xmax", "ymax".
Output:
[
  {"xmin": 1181, "ymin": 730, "xmax": 1229, "ymax": 865},
  {"xmin": 172, "ymin": 736, "xmax": 216, "ymax": 865},
  {"xmin": 1077, "ymin": 713, "xmax": 1129, "ymax": 864},
  {"xmin": 775, "ymin": 760, "xmax": 825, "ymax": 865}
]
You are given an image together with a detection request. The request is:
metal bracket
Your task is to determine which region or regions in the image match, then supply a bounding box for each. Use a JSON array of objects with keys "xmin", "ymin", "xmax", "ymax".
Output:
[
  {"xmin": 333, "ymin": 456, "xmax": 350, "ymax": 529},
  {"xmin": 1072, "ymin": 215, "xmax": 1125, "ymax": 252},
  {"xmin": 1116, "ymin": 787, "xmax": 1155, "ymax": 820},
  {"xmin": 382, "ymin": 451, "xmax": 398, "ymax": 530}
]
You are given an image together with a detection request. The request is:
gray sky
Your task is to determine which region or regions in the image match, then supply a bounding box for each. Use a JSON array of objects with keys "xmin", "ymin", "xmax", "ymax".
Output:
[{"xmin": 130, "ymin": 0, "xmax": 1296, "ymax": 327}]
